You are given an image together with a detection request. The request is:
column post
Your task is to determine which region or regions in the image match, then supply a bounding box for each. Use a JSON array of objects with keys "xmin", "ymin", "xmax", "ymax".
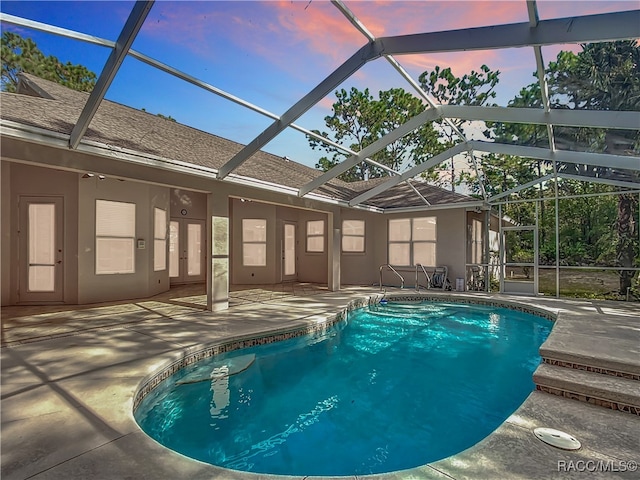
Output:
[{"xmin": 207, "ymin": 191, "xmax": 229, "ymax": 311}]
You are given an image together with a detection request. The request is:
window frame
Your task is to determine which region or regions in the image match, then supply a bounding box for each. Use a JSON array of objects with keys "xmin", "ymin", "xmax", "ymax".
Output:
[
  {"xmin": 341, "ymin": 219, "xmax": 365, "ymax": 254},
  {"xmin": 153, "ymin": 207, "xmax": 167, "ymax": 272},
  {"xmin": 388, "ymin": 217, "xmax": 437, "ymax": 267},
  {"xmin": 242, "ymin": 218, "xmax": 267, "ymax": 267},
  {"xmin": 95, "ymin": 199, "xmax": 136, "ymax": 275},
  {"xmin": 306, "ymin": 219, "xmax": 325, "ymax": 253}
]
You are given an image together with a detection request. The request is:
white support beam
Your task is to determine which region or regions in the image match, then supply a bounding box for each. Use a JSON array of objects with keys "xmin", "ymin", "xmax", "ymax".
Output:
[
  {"xmin": 348, "ymin": 143, "xmax": 469, "ymax": 206},
  {"xmin": 468, "ymin": 141, "xmax": 640, "ymax": 172},
  {"xmin": 527, "ymin": 0, "xmax": 556, "ymax": 151},
  {"xmin": 0, "ymin": 13, "xmax": 116, "ymax": 48},
  {"xmin": 382, "ymin": 199, "xmax": 485, "ymax": 214},
  {"xmin": 438, "ymin": 105, "xmax": 640, "ymax": 130},
  {"xmin": 377, "ymin": 10, "xmax": 640, "ymax": 55},
  {"xmin": 69, "ymin": 1, "xmax": 154, "ymax": 149},
  {"xmin": 298, "ymin": 107, "xmax": 441, "ymax": 196},
  {"xmin": 488, "ymin": 174, "xmax": 554, "ymax": 202},
  {"xmin": 216, "ymin": 41, "xmax": 382, "ymax": 179},
  {"xmin": 332, "ymin": 0, "xmax": 473, "ymax": 204},
  {"xmin": 557, "ymin": 173, "xmax": 640, "ymax": 189},
  {"xmin": 2, "ymin": 12, "xmax": 400, "ymax": 178}
]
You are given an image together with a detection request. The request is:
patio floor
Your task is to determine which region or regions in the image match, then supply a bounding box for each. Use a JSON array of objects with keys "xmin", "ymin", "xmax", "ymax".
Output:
[{"xmin": 1, "ymin": 285, "xmax": 639, "ymax": 479}]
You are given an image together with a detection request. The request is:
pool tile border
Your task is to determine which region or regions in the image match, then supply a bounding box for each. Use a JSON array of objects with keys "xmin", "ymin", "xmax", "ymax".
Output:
[
  {"xmin": 382, "ymin": 294, "xmax": 557, "ymax": 321},
  {"xmin": 133, "ymin": 293, "xmax": 558, "ymax": 411},
  {"xmin": 543, "ymin": 358, "xmax": 640, "ymax": 381},
  {"xmin": 133, "ymin": 294, "xmax": 382, "ymax": 410},
  {"xmin": 536, "ymin": 385, "xmax": 640, "ymax": 415}
]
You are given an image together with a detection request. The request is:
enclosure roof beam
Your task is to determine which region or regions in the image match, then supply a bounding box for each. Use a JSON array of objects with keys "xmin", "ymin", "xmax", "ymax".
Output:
[
  {"xmin": 348, "ymin": 143, "xmax": 469, "ymax": 207},
  {"xmin": 488, "ymin": 174, "xmax": 554, "ymax": 202},
  {"xmin": 438, "ymin": 105, "xmax": 640, "ymax": 130},
  {"xmin": 527, "ymin": 0, "xmax": 556, "ymax": 151},
  {"xmin": 557, "ymin": 173, "xmax": 640, "ymax": 189},
  {"xmin": 298, "ymin": 107, "xmax": 441, "ymax": 197},
  {"xmin": 216, "ymin": 41, "xmax": 382, "ymax": 180},
  {"xmin": 69, "ymin": 1, "xmax": 154, "ymax": 149},
  {"xmin": 332, "ymin": 0, "xmax": 477, "ymax": 203},
  {"xmin": 468, "ymin": 141, "xmax": 640, "ymax": 172},
  {"xmin": 377, "ymin": 10, "xmax": 640, "ymax": 55}
]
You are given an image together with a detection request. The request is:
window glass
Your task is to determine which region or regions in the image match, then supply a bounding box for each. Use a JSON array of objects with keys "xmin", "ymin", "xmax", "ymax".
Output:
[
  {"xmin": 95, "ymin": 200, "xmax": 135, "ymax": 274},
  {"xmin": 242, "ymin": 219, "xmax": 267, "ymax": 266},
  {"xmin": 307, "ymin": 220, "xmax": 325, "ymax": 252}
]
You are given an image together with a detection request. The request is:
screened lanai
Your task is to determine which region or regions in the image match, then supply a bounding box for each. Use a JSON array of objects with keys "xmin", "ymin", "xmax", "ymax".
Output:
[{"xmin": 1, "ymin": 0, "xmax": 638, "ymax": 304}]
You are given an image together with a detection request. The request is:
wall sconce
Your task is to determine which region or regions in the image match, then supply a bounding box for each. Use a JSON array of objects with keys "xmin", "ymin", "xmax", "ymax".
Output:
[{"xmin": 82, "ymin": 173, "xmax": 94, "ymax": 178}]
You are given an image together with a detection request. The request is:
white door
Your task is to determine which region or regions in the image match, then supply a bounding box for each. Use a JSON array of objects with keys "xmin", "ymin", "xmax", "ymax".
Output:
[
  {"xmin": 18, "ymin": 196, "xmax": 64, "ymax": 302},
  {"xmin": 169, "ymin": 218, "xmax": 205, "ymax": 284},
  {"xmin": 282, "ymin": 222, "xmax": 297, "ymax": 282}
]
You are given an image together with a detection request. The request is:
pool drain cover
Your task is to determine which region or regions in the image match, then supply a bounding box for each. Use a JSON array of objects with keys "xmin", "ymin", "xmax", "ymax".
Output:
[{"xmin": 533, "ymin": 427, "xmax": 581, "ymax": 450}]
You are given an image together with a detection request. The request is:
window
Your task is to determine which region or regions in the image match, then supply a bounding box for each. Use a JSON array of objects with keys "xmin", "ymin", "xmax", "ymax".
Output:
[
  {"xmin": 342, "ymin": 219, "xmax": 365, "ymax": 253},
  {"xmin": 388, "ymin": 217, "xmax": 436, "ymax": 266},
  {"xmin": 306, "ymin": 220, "xmax": 325, "ymax": 253},
  {"xmin": 154, "ymin": 208, "xmax": 167, "ymax": 271},
  {"xmin": 242, "ymin": 219, "xmax": 267, "ymax": 266},
  {"xmin": 470, "ymin": 219, "xmax": 483, "ymax": 264},
  {"xmin": 95, "ymin": 200, "xmax": 135, "ymax": 274}
]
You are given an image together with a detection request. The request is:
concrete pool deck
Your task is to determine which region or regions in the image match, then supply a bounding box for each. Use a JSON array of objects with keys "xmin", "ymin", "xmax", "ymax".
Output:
[{"xmin": 1, "ymin": 285, "xmax": 639, "ymax": 479}]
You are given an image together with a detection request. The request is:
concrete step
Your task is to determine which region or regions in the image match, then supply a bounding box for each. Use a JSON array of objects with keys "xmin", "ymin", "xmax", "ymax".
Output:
[{"xmin": 533, "ymin": 362, "xmax": 640, "ymax": 415}]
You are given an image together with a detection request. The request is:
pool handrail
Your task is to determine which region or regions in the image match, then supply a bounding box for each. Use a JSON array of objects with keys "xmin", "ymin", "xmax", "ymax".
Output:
[
  {"xmin": 415, "ymin": 264, "xmax": 431, "ymax": 292},
  {"xmin": 379, "ymin": 264, "xmax": 405, "ymax": 291}
]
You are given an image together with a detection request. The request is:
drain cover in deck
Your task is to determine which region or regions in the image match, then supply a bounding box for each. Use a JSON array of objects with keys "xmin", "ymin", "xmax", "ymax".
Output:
[{"xmin": 533, "ymin": 427, "xmax": 581, "ymax": 450}]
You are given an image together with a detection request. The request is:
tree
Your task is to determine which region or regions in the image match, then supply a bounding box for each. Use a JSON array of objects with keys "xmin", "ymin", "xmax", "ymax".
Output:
[
  {"xmin": 1, "ymin": 32, "xmax": 96, "ymax": 92},
  {"xmin": 550, "ymin": 41, "xmax": 639, "ymax": 295},
  {"xmin": 308, "ymin": 87, "xmax": 441, "ymax": 181},
  {"xmin": 418, "ymin": 64, "xmax": 500, "ymax": 191}
]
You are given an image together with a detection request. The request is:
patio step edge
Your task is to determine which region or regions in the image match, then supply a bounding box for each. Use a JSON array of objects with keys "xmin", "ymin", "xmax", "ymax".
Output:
[{"xmin": 533, "ymin": 363, "xmax": 640, "ymax": 415}]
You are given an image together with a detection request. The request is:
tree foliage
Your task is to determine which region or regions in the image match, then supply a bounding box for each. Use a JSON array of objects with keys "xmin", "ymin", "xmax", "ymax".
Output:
[
  {"xmin": 1, "ymin": 31, "xmax": 96, "ymax": 92},
  {"xmin": 418, "ymin": 64, "xmax": 500, "ymax": 190},
  {"xmin": 483, "ymin": 41, "xmax": 639, "ymax": 294},
  {"xmin": 308, "ymin": 87, "xmax": 440, "ymax": 182}
]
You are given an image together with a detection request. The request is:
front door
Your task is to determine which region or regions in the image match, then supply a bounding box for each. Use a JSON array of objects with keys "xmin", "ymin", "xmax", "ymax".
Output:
[
  {"xmin": 282, "ymin": 222, "xmax": 297, "ymax": 282},
  {"xmin": 18, "ymin": 196, "xmax": 64, "ymax": 302},
  {"xmin": 169, "ymin": 218, "xmax": 205, "ymax": 284}
]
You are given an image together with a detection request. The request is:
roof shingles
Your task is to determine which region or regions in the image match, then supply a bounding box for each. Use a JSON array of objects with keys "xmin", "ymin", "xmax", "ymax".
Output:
[{"xmin": 2, "ymin": 73, "xmax": 473, "ymax": 209}]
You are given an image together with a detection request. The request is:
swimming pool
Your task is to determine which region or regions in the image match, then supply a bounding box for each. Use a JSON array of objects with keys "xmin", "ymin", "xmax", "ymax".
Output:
[{"xmin": 134, "ymin": 300, "xmax": 551, "ymax": 476}]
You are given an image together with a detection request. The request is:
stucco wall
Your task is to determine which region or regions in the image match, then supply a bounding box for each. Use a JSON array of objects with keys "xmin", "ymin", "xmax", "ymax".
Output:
[
  {"xmin": 379, "ymin": 208, "xmax": 467, "ymax": 289},
  {"xmin": 3, "ymin": 161, "xmax": 79, "ymax": 305},
  {"xmin": 77, "ymin": 177, "xmax": 170, "ymax": 304},
  {"xmin": 1, "ymin": 162, "xmax": 11, "ymax": 305}
]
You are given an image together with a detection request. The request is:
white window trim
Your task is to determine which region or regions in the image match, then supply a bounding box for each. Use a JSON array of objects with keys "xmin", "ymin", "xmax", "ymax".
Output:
[
  {"xmin": 342, "ymin": 219, "xmax": 365, "ymax": 254},
  {"xmin": 95, "ymin": 199, "xmax": 136, "ymax": 275},
  {"xmin": 388, "ymin": 217, "xmax": 437, "ymax": 267},
  {"xmin": 153, "ymin": 207, "xmax": 167, "ymax": 271},
  {"xmin": 306, "ymin": 219, "xmax": 325, "ymax": 253},
  {"xmin": 242, "ymin": 218, "xmax": 267, "ymax": 267}
]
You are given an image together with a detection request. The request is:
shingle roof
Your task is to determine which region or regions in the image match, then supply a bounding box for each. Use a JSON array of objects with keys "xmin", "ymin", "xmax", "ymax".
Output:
[{"xmin": 2, "ymin": 73, "xmax": 474, "ymax": 209}]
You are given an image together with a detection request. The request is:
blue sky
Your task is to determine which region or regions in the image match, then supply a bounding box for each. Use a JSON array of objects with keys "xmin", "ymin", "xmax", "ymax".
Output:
[{"xmin": 1, "ymin": 0, "xmax": 636, "ymax": 169}]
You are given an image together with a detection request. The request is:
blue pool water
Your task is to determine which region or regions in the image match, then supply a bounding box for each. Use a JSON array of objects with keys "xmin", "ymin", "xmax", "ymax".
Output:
[{"xmin": 135, "ymin": 301, "xmax": 551, "ymax": 476}]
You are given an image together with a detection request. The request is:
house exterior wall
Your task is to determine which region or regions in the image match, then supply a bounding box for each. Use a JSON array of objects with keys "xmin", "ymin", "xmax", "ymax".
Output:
[
  {"xmin": 1, "ymin": 161, "xmax": 12, "ymax": 305},
  {"xmin": 77, "ymin": 176, "xmax": 170, "ymax": 304},
  {"xmin": 231, "ymin": 198, "xmax": 278, "ymax": 285},
  {"xmin": 2, "ymin": 161, "xmax": 80, "ymax": 305},
  {"xmin": 380, "ymin": 208, "xmax": 467, "ymax": 289},
  {"xmin": 297, "ymin": 209, "xmax": 329, "ymax": 284},
  {"xmin": 339, "ymin": 209, "xmax": 381, "ymax": 286}
]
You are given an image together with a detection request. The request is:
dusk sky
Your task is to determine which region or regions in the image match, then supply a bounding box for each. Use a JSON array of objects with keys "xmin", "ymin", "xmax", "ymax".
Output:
[{"xmin": 1, "ymin": 0, "xmax": 636, "ymax": 168}]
